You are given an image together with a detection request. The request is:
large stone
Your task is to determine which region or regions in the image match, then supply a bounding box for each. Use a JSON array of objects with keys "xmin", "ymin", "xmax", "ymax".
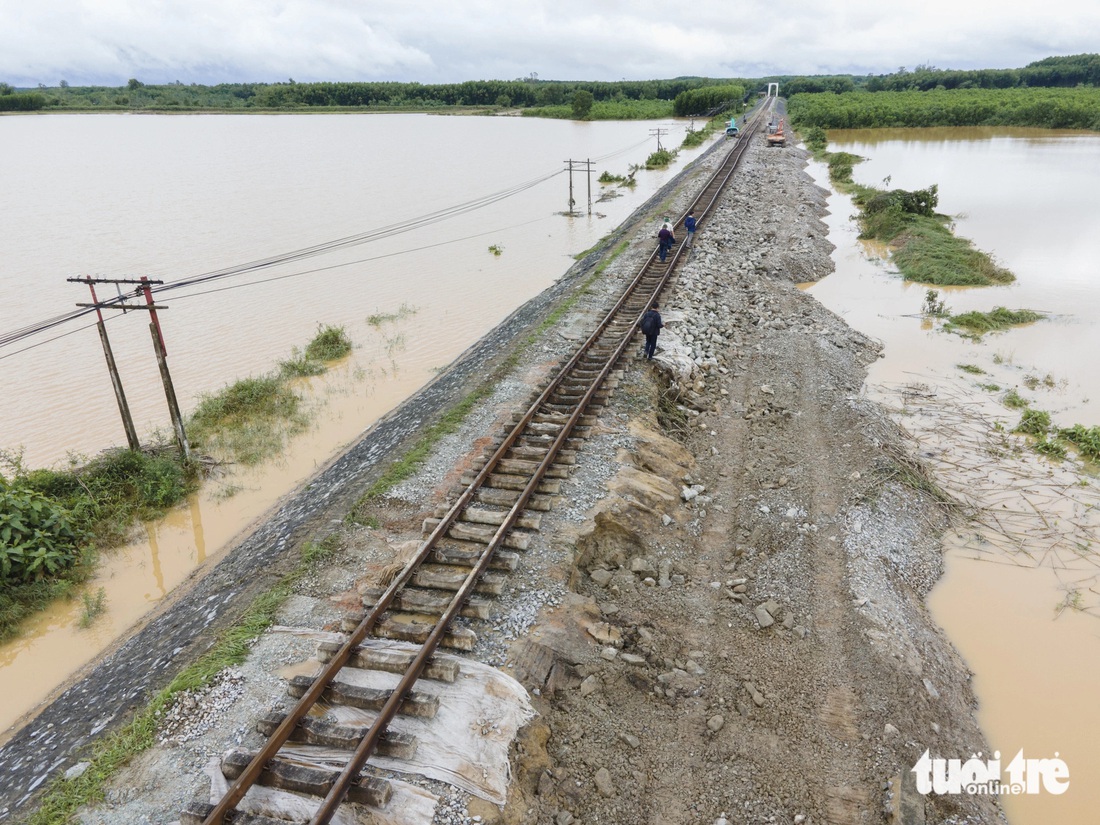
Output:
[
  {"xmin": 608, "ymin": 467, "xmax": 681, "ymax": 512},
  {"xmin": 627, "ymin": 422, "xmax": 696, "ymax": 479},
  {"xmin": 754, "ymin": 604, "xmax": 775, "ymax": 629},
  {"xmin": 589, "ymin": 568, "xmax": 613, "ymax": 587},
  {"xmin": 594, "ymin": 767, "xmax": 616, "ymax": 797}
]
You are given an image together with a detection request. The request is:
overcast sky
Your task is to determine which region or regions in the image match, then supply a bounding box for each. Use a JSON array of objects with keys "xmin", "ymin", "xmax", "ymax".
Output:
[{"xmin": 2, "ymin": 1, "xmax": 1097, "ymax": 88}]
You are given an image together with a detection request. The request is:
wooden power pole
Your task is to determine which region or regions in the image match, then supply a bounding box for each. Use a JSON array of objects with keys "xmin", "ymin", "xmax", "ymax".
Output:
[
  {"xmin": 564, "ymin": 158, "xmax": 595, "ymax": 215},
  {"xmin": 71, "ymin": 274, "xmax": 191, "ymax": 460}
]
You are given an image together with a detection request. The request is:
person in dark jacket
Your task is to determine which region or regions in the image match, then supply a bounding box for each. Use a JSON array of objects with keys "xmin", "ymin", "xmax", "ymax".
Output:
[
  {"xmin": 657, "ymin": 225, "xmax": 675, "ymax": 262},
  {"xmin": 684, "ymin": 211, "xmax": 697, "ymax": 247},
  {"xmin": 640, "ymin": 304, "xmax": 663, "ymax": 360}
]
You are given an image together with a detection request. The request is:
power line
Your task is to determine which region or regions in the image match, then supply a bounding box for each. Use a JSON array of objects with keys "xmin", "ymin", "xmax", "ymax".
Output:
[{"xmin": 0, "ymin": 134, "xmax": 652, "ymax": 355}]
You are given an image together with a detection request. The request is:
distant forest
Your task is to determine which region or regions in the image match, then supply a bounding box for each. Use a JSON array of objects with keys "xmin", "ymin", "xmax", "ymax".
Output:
[{"xmin": 2, "ymin": 54, "xmax": 1099, "ymax": 127}]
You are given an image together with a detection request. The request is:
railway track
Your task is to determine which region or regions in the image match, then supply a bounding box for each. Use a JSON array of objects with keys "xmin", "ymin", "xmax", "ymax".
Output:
[{"xmin": 185, "ymin": 99, "xmax": 774, "ymax": 825}]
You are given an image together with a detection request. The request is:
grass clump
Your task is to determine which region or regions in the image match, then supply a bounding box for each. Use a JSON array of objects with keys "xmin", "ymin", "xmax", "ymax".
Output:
[
  {"xmin": 890, "ymin": 223, "xmax": 1015, "ymax": 286},
  {"xmin": 303, "ymin": 324, "xmax": 352, "ymax": 362},
  {"xmin": 947, "ymin": 307, "xmax": 1043, "ymax": 335},
  {"xmin": 1034, "ymin": 437, "xmax": 1067, "ymax": 459},
  {"xmin": 1014, "ymin": 408, "xmax": 1051, "ymax": 436},
  {"xmin": 979, "ymin": 383, "xmax": 1001, "ymax": 392},
  {"xmin": 1003, "ymin": 389, "xmax": 1029, "ymax": 409},
  {"xmin": 956, "ymin": 364, "xmax": 985, "ymax": 375},
  {"xmin": 78, "ymin": 587, "xmax": 107, "ymax": 628},
  {"xmin": 188, "ymin": 375, "xmax": 306, "ymax": 466}
]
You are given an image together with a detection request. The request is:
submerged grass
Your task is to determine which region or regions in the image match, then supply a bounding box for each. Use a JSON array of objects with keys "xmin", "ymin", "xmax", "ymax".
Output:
[
  {"xmin": 187, "ymin": 375, "xmax": 307, "ymax": 466},
  {"xmin": 890, "ymin": 223, "xmax": 1015, "ymax": 286},
  {"xmin": 947, "ymin": 307, "xmax": 1044, "ymax": 335}
]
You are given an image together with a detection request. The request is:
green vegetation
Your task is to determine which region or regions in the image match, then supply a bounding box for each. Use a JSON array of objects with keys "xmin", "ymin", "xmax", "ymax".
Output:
[
  {"xmin": 956, "ymin": 364, "xmax": 985, "ymax": 375},
  {"xmin": 1, "ymin": 325, "xmax": 354, "ymax": 641},
  {"xmin": 1, "ymin": 449, "xmax": 198, "ymax": 642},
  {"xmin": 861, "ymin": 55, "xmax": 1100, "ymax": 93},
  {"xmin": 488, "ymin": 244, "xmax": 503, "ymax": 256},
  {"xmin": 801, "ymin": 125, "xmax": 828, "ymax": 154},
  {"xmin": 1059, "ymin": 425, "xmax": 1100, "ymax": 461},
  {"xmin": 789, "ymin": 87, "xmax": 1100, "ymax": 131},
  {"xmin": 0, "ymin": 91, "xmax": 46, "ymax": 111},
  {"xmin": 0, "ymin": 480, "xmax": 86, "ymax": 583},
  {"xmin": 192, "ymin": 325, "xmax": 352, "ymax": 465},
  {"xmin": 279, "ymin": 324, "xmax": 352, "ymax": 377},
  {"xmin": 1014, "ymin": 408, "xmax": 1052, "ymax": 436},
  {"xmin": 979, "ymin": 383, "xmax": 1001, "ymax": 392},
  {"xmin": 946, "ymin": 307, "xmax": 1043, "ymax": 335},
  {"xmin": 17, "ymin": 76, "xmax": 743, "ymax": 115},
  {"xmin": 815, "ymin": 134, "xmax": 1014, "ymax": 286},
  {"xmin": 672, "ymin": 84, "xmax": 745, "ymax": 116},
  {"xmin": 645, "ymin": 148, "xmax": 677, "ymax": 169},
  {"xmin": 78, "ymin": 587, "xmax": 107, "ymax": 628},
  {"xmin": 1003, "ymin": 389, "xmax": 1029, "ymax": 409},
  {"xmin": 571, "ymin": 89, "xmax": 594, "ymax": 118},
  {"xmin": 921, "ymin": 289, "xmax": 949, "ymax": 317},
  {"xmin": 367, "ymin": 303, "xmax": 418, "ymax": 327},
  {"xmin": 188, "ymin": 375, "xmax": 306, "ymax": 466},
  {"xmin": 523, "ymin": 98, "xmax": 675, "ymax": 121},
  {"xmin": 26, "ymin": 531, "xmax": 339, "ymax": 825},
  {"xmin": 303, "ymin": 324, "xmax": 352, "ymax": 361}
]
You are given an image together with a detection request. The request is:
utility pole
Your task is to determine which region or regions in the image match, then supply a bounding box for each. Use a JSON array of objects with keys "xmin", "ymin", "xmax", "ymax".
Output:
[
  {"xmin": 649, "ymin": 128, "xmax": 668, "ymax": 152},
  {"xmin": 71, "ymin": 274, "xmax": 191, "ymax": 460},
  {"xmin": 139, "ymin": 276, "xmax": 191, "ymax": 461},
  {"xmin": 563, "ymin": 158, "xmax": 595, "ymax": 215},
  {"xmin": 69, "ymin": 276, "xmax": 140, "ymax": 451}
]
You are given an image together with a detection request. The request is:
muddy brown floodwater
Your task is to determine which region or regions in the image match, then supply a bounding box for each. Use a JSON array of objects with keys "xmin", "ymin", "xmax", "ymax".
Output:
[
  {"xmin": 807, "ymin": 127, "xmax": 1100, "ymax": 825},
  {"xmin": 0, "ymin": 112, "xmax": 720, "ymax": 739}
]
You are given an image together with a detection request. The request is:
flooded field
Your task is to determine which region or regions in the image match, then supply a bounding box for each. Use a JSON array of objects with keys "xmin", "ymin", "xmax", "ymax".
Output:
[
  {"xmin": 0, "ymin": 112, "xmax": 718, "ymax": 737},
  {"xmin": 808, "ymin": 127, "xmax": 1100, "ymax": 824}
]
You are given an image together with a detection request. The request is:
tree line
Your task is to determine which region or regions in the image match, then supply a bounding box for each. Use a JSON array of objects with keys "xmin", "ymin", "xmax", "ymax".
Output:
[
  {"xmin": 788, "ymin": 87, "xmax": 1100, "ymax": 131},
  {"xmin": 3, "ymin": 76, "xmax": 750, "ymax": 112}
]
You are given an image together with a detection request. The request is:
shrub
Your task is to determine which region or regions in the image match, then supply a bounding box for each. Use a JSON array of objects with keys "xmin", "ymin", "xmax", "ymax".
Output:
[
  {"xmin": 645, "ymin": 149, "xmax": 676, "ymax": 169},
  {"xmin": 802, "ymin": 125, "xmax": 828, "ymax": 153},
  {"xmin": 0, "ymin": 481, "xmax": 85, "ymax": 583}
]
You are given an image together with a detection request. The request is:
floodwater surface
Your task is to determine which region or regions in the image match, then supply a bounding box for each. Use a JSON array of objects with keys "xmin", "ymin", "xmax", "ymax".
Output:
[
  {"xmin": 808, "ymin": 127, "xmax": 1100, "ymax": 825},
  {"xmin": 0, "ymin": 112, "xmax": 719, "ymax": 737}
]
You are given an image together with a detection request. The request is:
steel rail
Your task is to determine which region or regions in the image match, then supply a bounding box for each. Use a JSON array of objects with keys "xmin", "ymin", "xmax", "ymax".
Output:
[{"xmin": 202, "ymin": 96, "xmax": 773, "ymax": 825}]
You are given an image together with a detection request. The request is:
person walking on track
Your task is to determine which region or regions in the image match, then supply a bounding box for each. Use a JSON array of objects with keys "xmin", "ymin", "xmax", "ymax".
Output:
[
  {"xmin": 640, "ymin": 303, "xmax": 663, "ymax": 360},
  {"xmin": 657, "ymin": 224, "xmax": 675, "ymax": 263}
]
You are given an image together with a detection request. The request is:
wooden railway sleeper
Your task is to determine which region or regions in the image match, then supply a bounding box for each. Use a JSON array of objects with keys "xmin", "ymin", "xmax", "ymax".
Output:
[
  {"xmin": 314, "ymin": 642, "xmax": 459, "ymax": 683},
  {"xmin": 220, "ymin": 749, "xmax": 393, "ymax": 808},
  {"xmin": 361, "ymin": 585, "xmax": 493, "ymax": 620},
  {"xmin": 287, "ymin": 674, "xmax": 439, "ymax": 718},
  {"xmin": 257, "ymin": 712, "xmax": 418, "ymax": 760}
]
